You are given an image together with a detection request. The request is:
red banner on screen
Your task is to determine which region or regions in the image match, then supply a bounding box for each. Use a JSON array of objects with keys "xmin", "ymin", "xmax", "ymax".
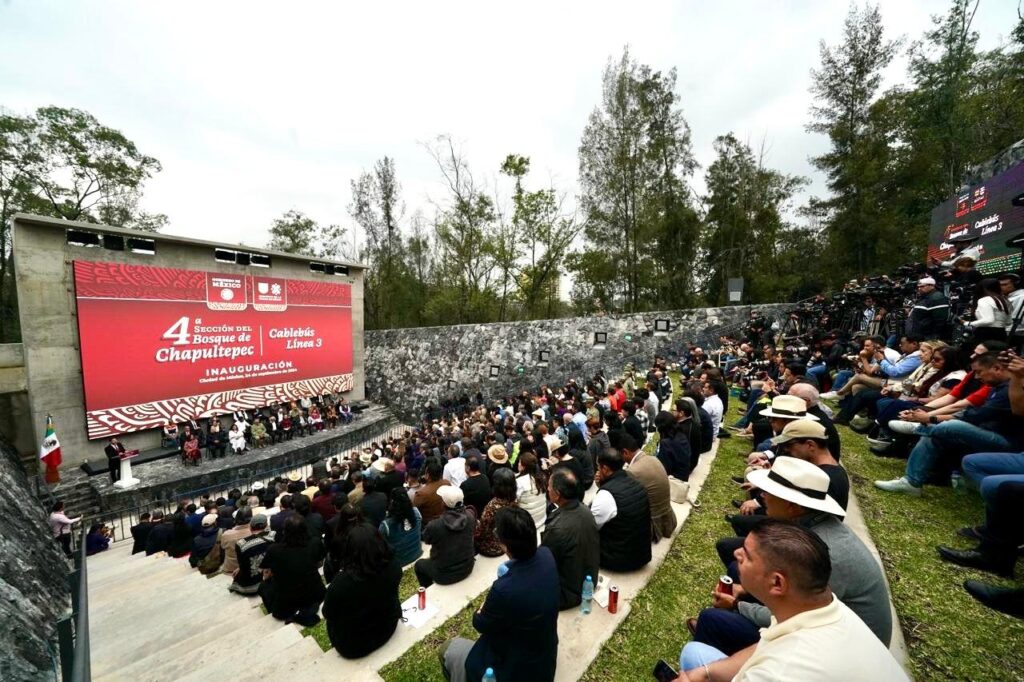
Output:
[{"xmin": 73, "ymin": 261, "xmax": 353, "ymax": 439}]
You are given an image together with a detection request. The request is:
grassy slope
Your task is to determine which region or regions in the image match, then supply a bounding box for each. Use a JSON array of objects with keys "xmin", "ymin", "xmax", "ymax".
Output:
[{"xmin": 834, "ymin": 420, "xmax": 1024, "ymax": 680}]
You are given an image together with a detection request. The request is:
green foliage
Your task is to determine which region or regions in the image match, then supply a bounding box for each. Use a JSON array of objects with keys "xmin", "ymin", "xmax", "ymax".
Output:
[{"xmin": 572, "ymin": 48, "xmax": 699, "ymax": 314}]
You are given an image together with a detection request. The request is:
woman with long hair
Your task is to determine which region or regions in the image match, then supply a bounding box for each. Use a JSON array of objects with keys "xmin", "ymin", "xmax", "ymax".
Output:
[
  {"xmin": 259, "ymin": 514, "xmax": 326, "ymax": 626},
  {"xmin": 324, "ymin": 503, "xmax": 364, "ymax": 583},
  {"xmin": 515, "ymin": 452, "xmax": 548, "ymax": 532},
  {"xmin": 380, "ymin": 487, "xmax": 422, "ymax": 567},
  {"xmin": 475, "ymin": 468, "xmax": 518, "ymax": 557},
  {"xmin": 965, "ymin": 278, "xmax": 1011, "ymax": 343},
  {"xmin": 323, "ymin": 523, "xmax": 403, "ymax": 659}
]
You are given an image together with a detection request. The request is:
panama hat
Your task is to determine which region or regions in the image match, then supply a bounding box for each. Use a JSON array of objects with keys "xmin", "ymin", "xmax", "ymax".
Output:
[
  {"xmin": 487, "ymin": 444, "xmax": 509, "ymax": 465},
  {"xmin": 759, "ymin": 395, "xmax": 819, "ymax": 421},
  {"xmin": 746, "ymin": 456, "xmax": 845, "ymax": 517}
]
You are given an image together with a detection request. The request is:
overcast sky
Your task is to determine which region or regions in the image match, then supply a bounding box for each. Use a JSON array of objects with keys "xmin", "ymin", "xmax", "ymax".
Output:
[{"xmin": 1, "ymin": 0, "xmax": 1019, "ymax": 255}]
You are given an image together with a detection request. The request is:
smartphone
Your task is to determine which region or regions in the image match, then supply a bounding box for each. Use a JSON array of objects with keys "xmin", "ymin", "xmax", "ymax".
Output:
[{"xmin": 653, "ymin": 659, "xmax": 679, "ymax": 682}]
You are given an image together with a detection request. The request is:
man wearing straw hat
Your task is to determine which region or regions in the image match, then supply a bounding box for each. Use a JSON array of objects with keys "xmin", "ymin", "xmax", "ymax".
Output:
[{"xmin": 683, "ymin": 456, "xmax": 892, "ymax": 663}]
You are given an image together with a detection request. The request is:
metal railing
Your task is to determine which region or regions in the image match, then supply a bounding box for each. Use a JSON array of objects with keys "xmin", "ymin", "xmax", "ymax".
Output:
[
  {"xmin": 56, "ymin": 525, "xmax": 90, "ymax": 682},
  {"xmin": 88, "ymin": 424, "xmax": 414, "ymax": 545}
]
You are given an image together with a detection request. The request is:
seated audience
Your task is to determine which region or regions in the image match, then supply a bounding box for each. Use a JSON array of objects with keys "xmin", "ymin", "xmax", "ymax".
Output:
[
  {"xmin": 415, "ymin": 485, "xmax": 476, "ymax": 588},
  {"xmin": 679, "ymin": 519, "xmax": 908, "ymax": 681},
  {"xmin": 591, "ymin": 448, "xmax": 652, "ymax": 572},
  {"xmin": 541, "ymin": 468, "xmax": 600, "ymax": 610},
  {"xmin": 323, "ymin": 523, "xmax": 404, "ymax": 658},
  {"xmin": 476, "ymin": 467, "xmax": 519, "ymax": 557},
  {"xmin": 621, "ymin": 431, "xmax": 676, "ymax": 541},
  {"xmin": 219, "ymin": 506, "xmax": 254, "ymax": 575},
  {"xmin": 515, "ymin": 451, "xmax": 548, "ymax": 532},
  {"xmin": 380, "ymin": 487, "xmax": 423, "ymax": 567},
  {"xmin": 85, "ymin": 522, "xmax": 111, "ymax": 556},
  {"xmin": 412, "ymin": 458, "xmax": 447, "ymax": 526},
  {"xmin": 260, "ymin": 514, "xmax": 326, "ymax": 626},
  {"xmin": 441, "ymin": 507, "xmax": 560, "ymax": 682},
  {"xmin": 129, "ymin": 511, "xmax": 152, "ymax": 555},
  {"xmin": 460, "ymin": 454, "xmax": 493, "ymax": 516},
  {"xmin": 189, "ymin": 514, "xmax": 221, "ymax": 567}
]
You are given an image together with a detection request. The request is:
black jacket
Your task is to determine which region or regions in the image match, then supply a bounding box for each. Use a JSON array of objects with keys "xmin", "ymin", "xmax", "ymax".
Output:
[
  {"xmin": 656, "ymin": 432, "xmax": 693, "ymax": 480},
  {"xmin": 623, "ymin": 415, "xmax": 645, "ymax": 447},
  {"xmin": 540, "ymin": 500, "xmax": 600, "ymax": 610},
  {"xmin": 808, "ymin": 405, "xmax": 842, "ymax": 461},
  {"xmin": 422, "ymin": 507, "xmax": 477, "ymax": 585},
  {"xmin": 909, "ymin": 289, "xmax": 950, "ymax": 339},
  {"xmin": 598, "ymin": 470, "xmax": 652, "ymax": 572},
  {"xmin": 145, "ymin": 521, "xmax": 174, "ymax": 555},
  {"xmin": 697, "ymin": 408, "xmax": 714, "ymax": 454},
  {"xmin": 130, "ymin": 521, "xmax": 153, "ymax": 555},
  {"xmin": 465, "ymin": 547, "xmax": 561, "ymax": 682}
]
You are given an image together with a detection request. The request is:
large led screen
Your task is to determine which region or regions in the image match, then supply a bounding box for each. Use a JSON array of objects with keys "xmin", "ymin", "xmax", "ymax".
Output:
[
  {"xmin": 73, "ymin": 261, "xmax": 353, "ymax": 439},
  {"xmin": 927, "ymin": 160, "xmax": 1024, "ymax": 274}
]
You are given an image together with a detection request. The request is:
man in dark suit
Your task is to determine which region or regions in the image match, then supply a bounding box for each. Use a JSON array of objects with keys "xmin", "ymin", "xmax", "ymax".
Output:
[
  {"xmin": 442, "ymin": 506, "xmax": 560, "ymax": 682},
  {"xmin": 105, "ymin": 437, "xmax": 125, "ymax": 484},
  {"xmin": 130, "ymin": 512, "xmax": 154, "ymax": 554}
]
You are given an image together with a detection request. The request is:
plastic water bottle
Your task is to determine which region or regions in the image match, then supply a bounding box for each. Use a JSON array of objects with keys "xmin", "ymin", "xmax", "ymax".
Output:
[
  {"xmin": 581, "ymin": 575, "xmax": 594, "ymax": 614},
  {"xmin": 482, "ymin": 667, "xmax": 496, "ymax": 682},
  {"xmin": 951, "ymin": 470, "xmax": 965, "ymax": 495}
]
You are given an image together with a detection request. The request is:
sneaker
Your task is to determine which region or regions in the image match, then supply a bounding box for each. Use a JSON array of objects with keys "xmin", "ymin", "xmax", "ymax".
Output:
[
  {"xmin": 887, "ymin": 420, "xmax": 922, "ymax": 436},
  {"xmin": 865, "ymin": 435, "xmax": 893, "ymax": 447},
  {"xmin": 820, "ymin": 391, "xmax": 839, "ymax": 400},
  {"xmin": 874, "ymin": 477, "xmax": 922, "ymax": 496}
]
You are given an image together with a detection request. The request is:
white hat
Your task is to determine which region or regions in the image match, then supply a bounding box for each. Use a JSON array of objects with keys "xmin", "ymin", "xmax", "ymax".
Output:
[
  {"xmin": 201, "ymin": 514, "xmax": 218, "ymax": 527},
  {"xmin": 746, "ymin": 456, "xmax": 845, "ymax": 517},
  {"xmin": 532, "ymin": 408, "xmax": 546, "ymax": 419},
  {"xmin": 252, "ymin": 481, "xmax": 265, "ymax": 491},
  {"xmin": 918, "ymin": 276, "xmax": 936, "ymax": 286},
  {"xmin": 437, "ymin": 485, "xmax": 464, "ymax": 509},
  {"xmin": 543, "ymin": 434, "xmax": 564, "ymax": 453},
  {"xmin": 759, "ymin": 395, "xmax": 820, "ymax": 421}
]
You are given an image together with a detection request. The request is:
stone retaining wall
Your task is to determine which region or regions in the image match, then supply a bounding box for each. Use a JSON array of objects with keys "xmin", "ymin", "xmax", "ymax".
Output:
[{"xmin": 365, "ymin": 304, "xmax": 786, "ymax": 421}]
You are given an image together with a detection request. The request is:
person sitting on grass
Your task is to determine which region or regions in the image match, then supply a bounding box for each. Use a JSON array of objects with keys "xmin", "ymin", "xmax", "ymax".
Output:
[
  {"xmin": 323, "ymin": 522, "xmax": 403, "ymax": 659},
  {"xmin": 441, "ymin": 506, "xmax": 561, "ymax": 682},
  {"xmin": 875, "ymin": 351, "xmax": 1024, "ymax": 496},
  {"xmin": 688, "ymin": 457, "xmax": 890, "ymax": 660},
  {"xmin": 677, "ymin": 519, "xmax": 908, "ymax": 681}
]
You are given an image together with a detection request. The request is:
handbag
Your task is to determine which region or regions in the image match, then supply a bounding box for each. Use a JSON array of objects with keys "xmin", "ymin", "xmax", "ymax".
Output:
[{"xmin": 668, "ymin": 476, "xmax": 690, "ymax": 504}]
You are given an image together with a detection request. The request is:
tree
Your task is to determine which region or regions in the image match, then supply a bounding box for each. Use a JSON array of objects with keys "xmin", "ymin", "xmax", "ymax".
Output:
[
  {"xmin": 806, "ymin": 3, "xmax": 900, "ymax": 278},
  {"xmin": 574, "ymin": 48, "xmax": 699, "ymax": 313},
  {"xmin": 700, "ymin": 134, "xmax": 809, "ymax": 305},
  {"xmin": 267, "ymin": 209, "xmax": 318, "ymax": 254}
]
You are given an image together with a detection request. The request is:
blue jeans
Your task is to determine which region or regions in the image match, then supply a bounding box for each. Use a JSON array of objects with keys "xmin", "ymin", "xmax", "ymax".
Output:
[
  {"xmin": 832, "ymin": 370, "xmax": 853, "ymax": 392},
  {"xmin": 961, "ymin": 452, "xmax": 1024, "ymax": 509},
  {"xmin": 876, "ymin": 398, "xmax": 919, "ymax": 427},
  {"xmin": 807, "ymin": 364, "xmax": 829, "ymax": 381},
  {"xmin": 735, "ymin": 390, "xmax": 767, "ymax": 428},
  {"xmin": 692, "ymin": 608, "xmax": 762, "ymax": 655},
  {"xmin": 680, "ymin": 642, "xmax": 729, "ymax": 672},
  {"xmin": 905, "ymin": 421, "xmax": 1015, "ymax": 487}
]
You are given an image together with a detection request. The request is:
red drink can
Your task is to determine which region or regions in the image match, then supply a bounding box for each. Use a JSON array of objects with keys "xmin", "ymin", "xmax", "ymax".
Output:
[
  {"xmin": 608, "ymin": 585, "xmax": 619, "ymax": 614},
  {"xmin": 418, "ymin": 587, "xmax": 426, "ymax": 609},
  {"xmin": 717, "ymin": 575, "xmax": 734, "ymax": 595}
]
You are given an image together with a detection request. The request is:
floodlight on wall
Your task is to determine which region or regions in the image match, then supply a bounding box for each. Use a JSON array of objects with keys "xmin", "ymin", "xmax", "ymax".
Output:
[
  {"xmin": 215, "ymin": 249, "xmax": 236, "ymax": 263},
  {"xmin": 538, "ymin": 350, "xmax": 551, "ymax": 364},
  {"xmin": 309, "ymin": 262, "xmax": 327, "ymax": 273},
  {"xmin": 250, "ymin": 254, "xmax": 271, "ymax": 268},
  {"xmin": 66, "ymin": 230, "xmax": 101, "ymax": 247},
  {"xmin": 516, "ymin": 366, "xmax": 525, "ymax": 375},
  {"xmin": 103, "ymin": 234, "xmax": 125, "ymax": 251},
  {"xmin": 593, "ymin": 332, "xmax": 607, "ymax": 347},
  {"xmin": 235, "ymin": 252, "xmax": 251, "ymax": 266},
  {"xmin": 654, "ymin": 319, "xmax": 670, "ymax": 333},
  {"xmin": 128, "ymin": 237, "xmax": 155, "ymax": 255},
  {"xmin": 624, "ymin": 334, "xmax": 634, "ymax": 342},
  {"xmin": 489, "ymin": 365, "xmax": 501, "ymax": 378}
]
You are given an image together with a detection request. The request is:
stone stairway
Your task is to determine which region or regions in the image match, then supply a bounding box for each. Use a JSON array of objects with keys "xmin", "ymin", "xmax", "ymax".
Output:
[{"xmin": 87, "ymin": 541, "xmax": 384, "ymax": 682}]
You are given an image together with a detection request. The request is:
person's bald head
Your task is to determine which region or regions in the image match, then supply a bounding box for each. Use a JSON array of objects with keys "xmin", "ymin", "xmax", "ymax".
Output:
[{"xmin": 787, "ymin": 383, "xmax": 820, "ymax": 408}]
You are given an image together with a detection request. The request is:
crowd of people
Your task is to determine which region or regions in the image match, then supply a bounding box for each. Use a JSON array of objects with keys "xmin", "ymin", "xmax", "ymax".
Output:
[
  {"xmin": 53, "ymin": 261, "xmax": 1024, "ymax": 679},
  {"xmin": 104, "ymin": 395, "xmax": 358, "ymax": 482}
]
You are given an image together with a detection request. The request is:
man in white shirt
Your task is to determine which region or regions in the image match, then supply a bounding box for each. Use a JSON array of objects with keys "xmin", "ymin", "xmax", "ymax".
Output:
[
  {"xmin": 442, "ymin": 449, "xmax": 468, "ymax": 488},
  {"xmin": 999, "ymin": 273, "xmax": 1024, "ymax": 334},
  {"xmin": 677, "ymin": 519, "xmax": 907, "ymax": 681},
  {"xmin": 701, "ymin": 382, "xmax": 724, "ymax": 439}
]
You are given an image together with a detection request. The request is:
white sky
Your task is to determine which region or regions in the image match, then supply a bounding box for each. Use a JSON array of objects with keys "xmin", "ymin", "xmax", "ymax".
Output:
[{"xmin": 1, "ymin": 0, "xmax": 1019, "ymax": 256}]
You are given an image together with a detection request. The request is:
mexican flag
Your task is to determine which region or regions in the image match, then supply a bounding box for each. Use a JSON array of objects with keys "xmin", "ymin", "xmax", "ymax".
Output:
[{"xmin": 40, "ymin": 415, "xmax": 62, "ymax": 483}]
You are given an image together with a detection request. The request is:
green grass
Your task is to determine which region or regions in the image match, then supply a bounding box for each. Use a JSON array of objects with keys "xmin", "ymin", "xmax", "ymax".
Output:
[
  {"xmin": 302, "ymin": 564, "xmax": 423, "ymax": 650},
  {"xmin": 834, "ymin": 419, "xmax": 1024, "ymax": 680}
]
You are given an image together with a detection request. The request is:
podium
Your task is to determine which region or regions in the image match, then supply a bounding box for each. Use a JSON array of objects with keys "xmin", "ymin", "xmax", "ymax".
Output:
[{"xmin": 113, "ymin": 449, "xmax": 141, "ymax": 489}]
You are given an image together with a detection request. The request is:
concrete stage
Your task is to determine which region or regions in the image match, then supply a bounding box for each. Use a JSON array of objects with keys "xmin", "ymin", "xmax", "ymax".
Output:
[{"xmin": 55, "ymin": 404, "xmax": 399, "ymax": 516}]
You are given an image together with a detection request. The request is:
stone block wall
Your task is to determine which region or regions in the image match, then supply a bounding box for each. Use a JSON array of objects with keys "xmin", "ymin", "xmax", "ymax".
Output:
[
  {"xmin": 0, "ymin": 434, "xmax": 67, "ymax": 681},
  {"xmin": 365, "ymin": 304, "xmax": 786, "ymax": 421}
]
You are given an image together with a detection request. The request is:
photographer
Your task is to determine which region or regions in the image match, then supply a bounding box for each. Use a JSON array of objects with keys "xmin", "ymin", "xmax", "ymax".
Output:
[
  {"xmin": 907, "ymin": 277, "xmax": 950, "ymax": 340},
  {"xmin": 821, "ymin": 336, "xmax": 899, "ymax": 400},
  {"xmin": 806, "ymin": 333, "xmax": 845, "ymax": 390}
]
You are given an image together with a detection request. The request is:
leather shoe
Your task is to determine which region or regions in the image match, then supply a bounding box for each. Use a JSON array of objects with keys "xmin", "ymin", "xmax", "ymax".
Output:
[
  {"xmin": 870, "ymin": 441, "xmax": 902, "ymax": 457},
  {"xmin": 963, "ymin": 580, "xmax": 1024, "ymax": 619},
  {"xmin": 731, "ymin": 499, "xmax": 744, "ymax": 509},
  {"xmin": 686, "ymin": 617, "xmax": 698, "ymax": 636},
  {"xmin": 957, "ymin": 526, "xmax": 985, "ymax": 541},
  {"xmin": 850, "ymin": 421, "xmax": 874, "ymax": 434},
  {"xmin": 731, "ymin": 475, "xmax": 746, "ymax": 485},
  {"xmin": 936, "ymin": 546, "xmax": 1014, "ymax": 577}
]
